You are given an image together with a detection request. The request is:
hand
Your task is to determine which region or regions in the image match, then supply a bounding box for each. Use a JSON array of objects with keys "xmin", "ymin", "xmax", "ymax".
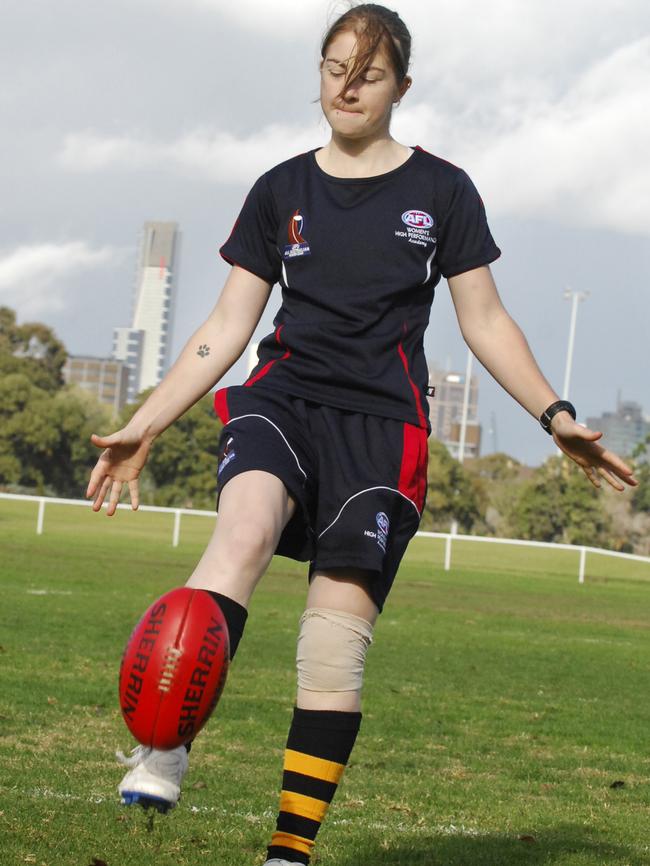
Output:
[
  {"xmin": 551, "ymin": 413, "xmax": 638, "ymax": 491},
  {"xmin": 86, "ymin": 428, "xmax": 153, "ymax": 516}
]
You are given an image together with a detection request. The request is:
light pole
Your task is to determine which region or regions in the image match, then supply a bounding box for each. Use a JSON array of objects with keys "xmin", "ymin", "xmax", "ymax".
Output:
[
  {"xmin": 558, "ymin": 288, "xmax": 589, "ymax": 456},
  {"xmin": 457, "ymin": 346, "xmax": 473, "ymax": 465},
  {"xmin": 451, "ymin": 347, "xmax": 474, "ymax": 538},
  {"xmin": 562, "ymin": 288, "xmax": 589, "ymax": 401}
]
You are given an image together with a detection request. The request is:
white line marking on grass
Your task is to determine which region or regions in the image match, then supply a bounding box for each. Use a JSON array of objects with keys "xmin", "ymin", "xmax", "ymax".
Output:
[
  {"xmin": 28, "ymin": 787, "xmax": 104, "ymax": 803},
  {"xmin": 24, "ymin": 788, "xmax": 275, "ymax": 820},
  {"xmin": 188, "ymin": 805, "xmax": 276, "ymax": 822},
  {"xmin": 26, "ymin": 589, "xmax": 73, "ymax": 596},
  {"xmin": 354, "ymin": 820, "xmax": 485, "ymax": 836}
]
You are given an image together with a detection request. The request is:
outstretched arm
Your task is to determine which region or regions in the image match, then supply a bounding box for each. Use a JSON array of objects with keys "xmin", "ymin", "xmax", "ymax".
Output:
[
  {"xmin": 86, "ymin": 265, "xmax": 272, "ymax": 514},
  {"xmin": 447, "ymin": 266, "xmax": 637, "ymax": 491}
]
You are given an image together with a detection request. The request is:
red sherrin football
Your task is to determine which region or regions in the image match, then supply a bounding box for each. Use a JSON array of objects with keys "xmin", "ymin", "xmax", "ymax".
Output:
[{"xmin": 119, "ymin": 587, "xmax": 229, "ymax": 749}]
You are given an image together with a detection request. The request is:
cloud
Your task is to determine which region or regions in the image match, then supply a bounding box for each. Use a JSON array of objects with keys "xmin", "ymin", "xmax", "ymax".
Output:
[
  {"xmin": 55, "ymin": 6, "xmax": 650, "ymax": 237},
  {"xmin": 144, "ymin": 0, "xmax": 339, "ymax": 36},
  {"xmin": 0, "ymin": 242, "xmax": 122, "ymax": 318},
  {"xmin": 59, "ymin": 122, "xmax": 330, "ymax": 185},
  {"xmin": 394, "ymin": 36, "xmax": 650, "ymax": 237}
]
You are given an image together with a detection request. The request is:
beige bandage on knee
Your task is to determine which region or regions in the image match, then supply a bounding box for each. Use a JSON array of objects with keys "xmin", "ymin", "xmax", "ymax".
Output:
[{"xmin": 296, "ymin": 608, "xmax": 374, "ymax": 693}]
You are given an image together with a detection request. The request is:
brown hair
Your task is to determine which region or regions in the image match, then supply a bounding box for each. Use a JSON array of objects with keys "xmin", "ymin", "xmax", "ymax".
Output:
[{"xmin": 320, "ymin": 3, "xmax": 412, "ymax": 101}]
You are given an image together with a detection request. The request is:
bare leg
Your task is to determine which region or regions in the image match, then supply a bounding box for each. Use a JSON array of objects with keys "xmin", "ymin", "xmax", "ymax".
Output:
[{"xmin": 185, "ymin": 470, "xmax": 296, "ymax": 606}]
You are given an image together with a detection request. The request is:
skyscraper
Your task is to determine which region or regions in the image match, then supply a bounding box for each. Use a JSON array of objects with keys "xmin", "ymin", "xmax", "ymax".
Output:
[
  {"xmin": 427, "ymin": 363, "xmax": 482, "ymax": 459},
  {"xmin": 113, "ymin": 221, "xmax": 178, "ymax": 401},
  {"xmin": 586, "ymin": 398, "xmax": 650, "ymax": 458}
]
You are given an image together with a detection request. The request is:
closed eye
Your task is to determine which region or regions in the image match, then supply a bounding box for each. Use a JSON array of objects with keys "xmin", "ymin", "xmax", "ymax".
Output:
[{"xmin": 326, "ymin": 69, "xmax": 380, "ymax": 83}]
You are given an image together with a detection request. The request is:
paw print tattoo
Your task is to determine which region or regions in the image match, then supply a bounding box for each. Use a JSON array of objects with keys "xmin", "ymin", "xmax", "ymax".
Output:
[{"xmin": 197, "ymin": 344, "xmax": 210, "ymax": 358}]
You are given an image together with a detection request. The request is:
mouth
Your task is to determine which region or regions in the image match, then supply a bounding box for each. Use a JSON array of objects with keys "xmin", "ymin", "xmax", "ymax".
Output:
[{"xmin": 335, "ymin": 108, "xmax": 363, "ymax": 115}]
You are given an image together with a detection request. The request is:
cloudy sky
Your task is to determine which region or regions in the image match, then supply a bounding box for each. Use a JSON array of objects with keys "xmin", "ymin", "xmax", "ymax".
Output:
[{"xmin": 2, "ymin": 0, "xmax": 648, "ymax": 465}]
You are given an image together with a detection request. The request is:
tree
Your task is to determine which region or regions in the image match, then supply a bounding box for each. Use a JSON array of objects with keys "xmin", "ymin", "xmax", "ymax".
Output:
[
  {"xmin": 0, "ymin": 306, "xmax": 67, "ymax": 391},
  {"xmin": 421, "ymin": 438, "xmax": 484, "ymax": 532},
  {"xmin": 466, "ymin": 452, "xmax": 522, "ymax": 482},
  {"xmin": 504, "ymin": 456, "xmax": 612, "ymax": 547},
  {"xmin": 0, "ymin": 372, "xmax": 110, "ymax": 495},
  {"xmin": 630, "ymin": 435, "xmax": 650, "ymax": 514}
]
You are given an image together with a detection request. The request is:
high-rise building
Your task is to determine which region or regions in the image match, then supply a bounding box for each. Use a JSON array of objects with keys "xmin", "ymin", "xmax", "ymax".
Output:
[
  {"xmin": 63, "ymin": 356, "xmax": 130, "ymax": 416},
  {"xmin": 427, "ymin": 363, "xmax": 481, "ymax": 459},
  {"xmin": 586, "ymin": 399, "xmax": 650, "ymax": 458},
  {"xmin": 112, "ymin": 328, "xmax": 144, "ymax": 403},
  {"xmin": 113, "ymin": 221, "xmax": 178, "ymax": 401}
]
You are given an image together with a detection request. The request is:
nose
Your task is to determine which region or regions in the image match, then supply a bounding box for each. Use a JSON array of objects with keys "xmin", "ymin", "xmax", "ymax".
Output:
[{"xmin": 337, "ymin": 83, "xmax": 360, "ymax": 109}]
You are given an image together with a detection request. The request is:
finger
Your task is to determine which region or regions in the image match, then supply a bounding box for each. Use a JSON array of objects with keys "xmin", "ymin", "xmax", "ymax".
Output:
[
  {"xmin": 86, "ymin": 466, "xmax": 105, "ymax": 499},
  {"xmin": 575, "ymin": 426, "xmax": 603, "ymax": 442},
  {"xmin": 597, "ymin": 450, "xmax": 638, "ymax": 483},
  {"xmin": 93, "ymin": 477, "xmax": 112, "ymax": 512},
  {"xmin": 106, "ymin": 479, "xmax": 123, "ymax": 517},
  {"xmin": 128, "ymin": 478, "xmax": 140, "ymax": 511},
  {"xmin": 597, "ymin": 466, "xmax": 625, "ymax": 492},
  {"xmin": 91, "ymin": 431, "xmax": 122, "ymax": 449},
  {"xmin": 582, "ymin": 465, "xmax": 601, "ymax": 489}
]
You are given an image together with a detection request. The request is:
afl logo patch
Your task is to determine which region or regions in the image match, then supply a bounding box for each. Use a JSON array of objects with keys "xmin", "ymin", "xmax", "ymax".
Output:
[
  {"xmin": 402, "ymin": 210, "xmax": 434, "ymax": 229},
  {"xmin": 283, "ymin": 208, "xmax": 311, "ymax": 259}
]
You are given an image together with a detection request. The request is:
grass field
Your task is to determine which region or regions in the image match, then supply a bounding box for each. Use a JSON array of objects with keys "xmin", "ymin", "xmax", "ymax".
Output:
[{"xmin": 1, "ymin": 499, "xmax": 649, "ymax": 866}]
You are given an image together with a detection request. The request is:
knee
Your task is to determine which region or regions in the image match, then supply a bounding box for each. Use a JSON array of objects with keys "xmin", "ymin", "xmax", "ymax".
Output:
[
  {"xmin": 221, "ymin": 519, "xmax": 278, "ymax": 569},
  {"xmin": 296, "ymin": 608, "xmax": 374, "ymax": 694}
]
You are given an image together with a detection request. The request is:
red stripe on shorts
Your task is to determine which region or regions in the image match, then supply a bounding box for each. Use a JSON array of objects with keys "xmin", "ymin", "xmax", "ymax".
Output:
[
  {"xmin": 213, "ymin": 387, "xmax": 230, "ymax": 424},
  {"xmin": 398, "ymin": 423, "xmax": 428, "ymax": 513}
]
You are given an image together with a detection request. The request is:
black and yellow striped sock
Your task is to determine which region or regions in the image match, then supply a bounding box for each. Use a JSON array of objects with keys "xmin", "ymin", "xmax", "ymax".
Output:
[{"xmin": 267, "ymin": 707, "xmax": 362, "ymax": 865}]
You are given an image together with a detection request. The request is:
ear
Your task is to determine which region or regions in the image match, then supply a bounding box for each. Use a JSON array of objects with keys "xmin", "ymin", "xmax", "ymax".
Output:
[
  {"xmin": 393, "ymin": 76, "xmax": 412, "ymax": 106},
  {"xmin": 399, "ymin": 75, "xmax": 412, "ymax": 99}
]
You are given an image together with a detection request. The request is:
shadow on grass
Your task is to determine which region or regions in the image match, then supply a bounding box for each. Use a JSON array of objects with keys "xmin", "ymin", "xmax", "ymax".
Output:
[{"xmin": 339, "ymin": 823, "xmax": 647, "ymax": 865}]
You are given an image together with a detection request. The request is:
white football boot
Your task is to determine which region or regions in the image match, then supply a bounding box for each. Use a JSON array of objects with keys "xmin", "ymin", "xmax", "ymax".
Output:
[
  {"xmin": 116, "ymin": 744, "xmax": 189, "ymax": 813},
  {"xmin": 262, "ymin": 860, "xmax": 306, "ymax": 865}
]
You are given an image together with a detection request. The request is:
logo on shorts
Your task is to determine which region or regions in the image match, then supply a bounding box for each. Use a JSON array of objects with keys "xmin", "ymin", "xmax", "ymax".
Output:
[
  {"xmin": 283, "ymin": 209, "xmax": 311, "ymax": 259},
  {"xmin": 364, "ymin": 511, "xmax": 390, "ymax": 552},
  {"xmin": 218, "ymin": 436, "xmax": 236, "ymax": 475},
  {"xmin": 376, "ymin": 512, "xmax": 389, "ymax": 552}
]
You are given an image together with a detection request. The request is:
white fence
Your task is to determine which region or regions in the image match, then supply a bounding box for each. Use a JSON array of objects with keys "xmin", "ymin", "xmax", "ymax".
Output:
[{"xmin": 2, "ymin": 492, "xmax": 649, "ymax": 585}]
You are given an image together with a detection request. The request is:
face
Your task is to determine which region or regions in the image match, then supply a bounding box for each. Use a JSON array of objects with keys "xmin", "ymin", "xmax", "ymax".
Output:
[{"xmin": 319, "ymin": 29, "xmax": 410, "ymax": 140}]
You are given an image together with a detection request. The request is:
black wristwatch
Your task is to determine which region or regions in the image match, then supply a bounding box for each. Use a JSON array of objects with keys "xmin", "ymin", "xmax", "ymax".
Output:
[{"xmin": 540, "ymin": 400, "xmax": 576, "ymax": 434}]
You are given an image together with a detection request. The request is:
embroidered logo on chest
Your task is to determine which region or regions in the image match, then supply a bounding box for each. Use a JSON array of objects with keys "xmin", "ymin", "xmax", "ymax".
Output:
[
  {"xmin": 395, "ymin": 209, "xmax": 437, "ymax": 249},
  {"xmin": 283, "ymin": 209, "xmax": 311, "ymax": 259}
]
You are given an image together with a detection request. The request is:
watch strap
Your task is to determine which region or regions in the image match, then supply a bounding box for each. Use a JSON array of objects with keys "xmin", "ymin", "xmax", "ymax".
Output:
[{"xmin": 540, "ymin": 400, "xmax": 576, "ymax": 434}]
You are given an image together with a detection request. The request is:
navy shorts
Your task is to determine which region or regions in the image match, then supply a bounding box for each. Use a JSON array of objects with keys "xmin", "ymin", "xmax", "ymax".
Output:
[{"xmin": 213, "ymin": 385, "xmax": 428, "ymax": 612}]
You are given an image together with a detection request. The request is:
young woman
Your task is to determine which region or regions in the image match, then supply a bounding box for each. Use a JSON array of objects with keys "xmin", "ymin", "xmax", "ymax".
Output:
[{"xmin": 87, "ymin": 5, "xmax": 636, "ymax": 864}]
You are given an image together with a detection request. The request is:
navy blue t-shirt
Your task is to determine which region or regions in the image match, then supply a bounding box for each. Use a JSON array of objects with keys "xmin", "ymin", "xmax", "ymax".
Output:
[{"xmin": 219, "ymin": 145, "xmax": 500, "ymax": 431}]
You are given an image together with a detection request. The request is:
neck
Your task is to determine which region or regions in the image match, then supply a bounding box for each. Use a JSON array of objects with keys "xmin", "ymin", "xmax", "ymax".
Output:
[{"xmin": 318, "ymin": 133, "xmax": 412, "ymax": 178}]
